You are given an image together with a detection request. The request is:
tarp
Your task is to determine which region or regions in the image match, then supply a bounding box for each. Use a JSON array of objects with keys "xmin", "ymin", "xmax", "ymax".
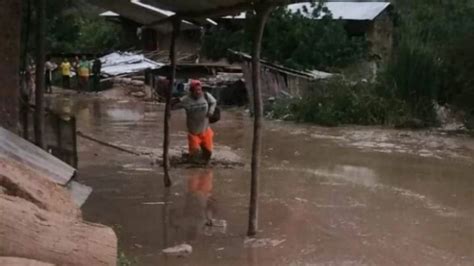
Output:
[{"xmin": 100, "ymin": 52, "xmax": 164, "ymax": 77}]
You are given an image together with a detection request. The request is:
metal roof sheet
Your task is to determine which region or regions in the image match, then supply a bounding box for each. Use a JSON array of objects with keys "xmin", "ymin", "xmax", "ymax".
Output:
[
  {"xmin": 91, "ymin": 0, "xmax": 198, "ymax": 32},
  {"xmin": 0, "ymin": 127, "xmax": 75, "ymax": 185},
  {"xmin": 290, "ymin": 2, "xmax": 391, "ymax": 20},
  {"xmin": 141, "ymin": 0, "xmax": 251, "ymax": 14},
  {"xmin": 225, "ymin": 2, "xmax": 391, "ymax": 21}
]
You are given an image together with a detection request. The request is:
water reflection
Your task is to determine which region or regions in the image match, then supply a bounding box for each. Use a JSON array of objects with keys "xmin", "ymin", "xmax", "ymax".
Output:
[
  {"xmin": 168, "ymin": 169, "xmax": 220, "ymax": 244},
  {"xmin": 106, "ymin": 108, "xmax": 143, "ymax": 121}
]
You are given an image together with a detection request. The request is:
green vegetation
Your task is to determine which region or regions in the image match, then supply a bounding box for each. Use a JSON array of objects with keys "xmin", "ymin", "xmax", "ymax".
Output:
[
  {"xmin": 268, "ymin": 78, "xmax": 413, "ymax": 127},
  {"xmin": 215, "ymin": 0, "xmax": 474, "ymax": 129},
  {"xmin": 382, "ymin": 0, "xmax": 474, "ymax": 127},
  {"xmin": 117, "ymin": 252, "xmax": 137, "ymax": 266},
  {"xmin": 203, "ymin": 5, "xmax": 368, "ymax": 71},
  {"xmin": 22, "ymin": 0, "xmax": 132, "ymax": 55}
]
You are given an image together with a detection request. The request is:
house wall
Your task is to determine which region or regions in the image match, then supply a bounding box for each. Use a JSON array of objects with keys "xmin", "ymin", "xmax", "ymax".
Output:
[
  {"xmin": 241, "ymin": 61, "xmax": 313, "ymax": 109},
  {"xmin": 0, "ymin": 0, "xmax": 22, "ymax": 132},
  {"xmin": 367, "ymin": 10, "xmax": 393, "ymax": 61}
]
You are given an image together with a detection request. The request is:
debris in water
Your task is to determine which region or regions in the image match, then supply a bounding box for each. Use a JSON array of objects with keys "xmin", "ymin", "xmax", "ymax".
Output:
[
  {"xmin": 244, "ymin": 238, "xmax": 286, "ymax": 248},
  {"xmin": 216, "ymin": 247, "xmax": 225, "ymax": 251},
  {"xmin": 162, "ymin": 244, "xmax": 192, "ymax": 257},
  {"xmin": 204, "ymin": 219, "xmax": 228, "ymax": 235},
  {"xmin": 208, "ymin": 219, "xmax": 227, "ymax": 228},
  {"xmin": 142, "ymin": 202, "xmax": 166, "ymax": 205},
  {"xmin": 295, "ymin": 197, "xmax": 308, "ymax": 203}
]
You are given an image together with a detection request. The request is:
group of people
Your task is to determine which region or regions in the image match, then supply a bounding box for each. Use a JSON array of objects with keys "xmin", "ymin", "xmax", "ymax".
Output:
[{"xmin": 55, "ymin": 56, "xmax": 102, "ymax": 93}]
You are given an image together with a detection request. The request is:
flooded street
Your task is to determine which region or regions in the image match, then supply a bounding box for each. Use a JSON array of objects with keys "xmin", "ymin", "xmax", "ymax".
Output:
[{"xmin": 61, "ymin": 94, "xmax": 473, "ymax": 265}]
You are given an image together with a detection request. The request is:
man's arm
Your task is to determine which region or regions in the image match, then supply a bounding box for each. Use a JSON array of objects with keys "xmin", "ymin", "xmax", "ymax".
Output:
[
  {"xmin": 206, "ymin": 92, "xmax": 217, "ymax": 115},
  {"xmin": 171, "ymin": 96, "xmax": 186, "ymax": 110}
]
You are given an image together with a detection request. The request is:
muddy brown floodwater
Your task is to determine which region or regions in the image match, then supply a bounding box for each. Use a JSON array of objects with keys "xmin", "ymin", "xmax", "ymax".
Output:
[{"xmin": 56, "ymin": 94, "xmax": 474, "ymax": 266}]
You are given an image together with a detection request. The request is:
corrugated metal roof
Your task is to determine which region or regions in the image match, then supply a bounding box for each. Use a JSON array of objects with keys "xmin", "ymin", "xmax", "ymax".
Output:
[
  {"xmin": 229, "ymin": 50, "xmax": 333, "ymax": 80},
  {"xmin": 91, "ymin": 0, "xmax": 198, "ymax": 32},
  {"xmin": 100, "ymin": 11, "xmax": 119, "ymax": 17},
  {"xmin": 225, "ymin": 2, "xmax": 391, "ymax": 21},
  {"xmin": 0, "ymin": 127, "xmax": 75, "ymax": 185},
  {"xmin": 67, "ymin": 181, "xmax": 93, "ymax": 207},
  {"xmin": 290, "ymin": 2, "xmax": 391, "ymax": 21},
  {"xmin": 141, "ymin": 0, "xmax": 250, "ymax": 14}
]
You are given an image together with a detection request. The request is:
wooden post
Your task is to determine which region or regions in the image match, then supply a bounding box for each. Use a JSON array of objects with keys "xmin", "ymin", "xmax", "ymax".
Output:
[
  {"xmin": 248, "ymin": 4, "xmax": 273, "ymax": 237},
  {"xmin": 21, "ymin": 0, "xmax": 32, "ymax": 139},
  {"xmin": 34, "ymin": 0, "xmax": 45, "ymax": 148},
  {"xmin": 0, "ymin": 0, "xmax": 22, "ymax": 132},
  {"xmin": 162, "ymin": 18, "xmax": 180, "ymax": 187}
]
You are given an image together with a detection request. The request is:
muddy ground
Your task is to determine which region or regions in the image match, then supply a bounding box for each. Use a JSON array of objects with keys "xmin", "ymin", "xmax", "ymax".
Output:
[{"xmin": 51, "ymin": 90, "xmax": 474, "ymax": 265}]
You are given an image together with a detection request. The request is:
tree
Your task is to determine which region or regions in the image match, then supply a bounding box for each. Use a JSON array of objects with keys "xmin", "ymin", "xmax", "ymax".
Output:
[
  {"xmin": 384, "ymin": 0, "xmax": 474, "ymax": 123},
  {"xmin": 22, "ymin": 0, "xmax": 130, "ymax": 55},
  {"xmin": 203, "ymin": 5, "xmax": 367, "ymax": 71}
]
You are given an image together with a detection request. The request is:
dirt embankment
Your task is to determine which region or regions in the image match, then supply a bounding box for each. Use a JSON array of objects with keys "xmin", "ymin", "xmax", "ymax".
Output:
[{"xmin": 0, "ymin": 157, "xmax": 117, "ymax": 265}]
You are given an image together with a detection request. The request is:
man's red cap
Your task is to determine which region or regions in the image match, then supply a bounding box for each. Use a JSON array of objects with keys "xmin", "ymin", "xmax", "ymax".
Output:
[{"xmin": 190, "ymin": 79, "xmax": 201, "ymax": 91}]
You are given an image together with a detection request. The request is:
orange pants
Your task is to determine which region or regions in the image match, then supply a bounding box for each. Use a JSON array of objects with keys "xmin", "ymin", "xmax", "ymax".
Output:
[
  {"xmin": 188, "ymin": 127, "xmax": 214, "ymax": 154},
  {"xmin": 187, "ymin": 170, "xmax": 213, "ymax": 197}
]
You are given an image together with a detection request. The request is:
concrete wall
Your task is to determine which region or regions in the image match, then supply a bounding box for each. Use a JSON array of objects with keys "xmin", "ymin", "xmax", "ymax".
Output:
[{"xmin": 0, "ymin": 0, "xmax": 22, "ymax": 132}]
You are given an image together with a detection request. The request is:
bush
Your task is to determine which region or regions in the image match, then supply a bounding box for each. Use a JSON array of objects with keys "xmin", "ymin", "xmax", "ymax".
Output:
[
  {"xmin": 385, "ymin": 0, "xmax": 474, "ymax": 128},
  {"xmin": 268, "ymin": 78, "xmax": 413, "ymax": 127}
]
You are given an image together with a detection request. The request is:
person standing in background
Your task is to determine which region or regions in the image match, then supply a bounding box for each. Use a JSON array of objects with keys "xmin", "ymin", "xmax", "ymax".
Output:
[
  {"xmin": 92, "ymin": 56, "xmax": 102, "ymax": 93},
  {"xmin": 59, "ymin": 58, "xmax": 71, "ymax": 89},
  {"xmin": 72, "ymin": 56, "xmax": 80, "ymax": 89},
  {"xmin": 44, "ymin": 56, "xmax": 57, "ymax": 93},
  {"xmin": 78, "ymin": 56, "xmax": 91, "ymax": 92}
]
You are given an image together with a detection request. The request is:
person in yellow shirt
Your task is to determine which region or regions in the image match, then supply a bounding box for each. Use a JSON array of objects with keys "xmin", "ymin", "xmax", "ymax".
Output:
[
  {"xmin": 78, "ymin": 56, "xmax": 91, "ymax": 92},
  {"xmin": 59, "ymin": 58, "xmax": 71, "ymax": 89}
]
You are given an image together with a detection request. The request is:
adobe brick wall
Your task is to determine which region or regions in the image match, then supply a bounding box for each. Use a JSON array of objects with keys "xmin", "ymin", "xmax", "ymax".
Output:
[{"xmin": 0, "ymin": 0, "xmax": 22, "ymax": 132}]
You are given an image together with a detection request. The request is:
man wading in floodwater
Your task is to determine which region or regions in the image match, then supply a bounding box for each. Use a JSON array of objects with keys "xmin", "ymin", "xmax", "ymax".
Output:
[{"xmin": 172, "ymin": 80, "xmax": 217, "ymax": 163}]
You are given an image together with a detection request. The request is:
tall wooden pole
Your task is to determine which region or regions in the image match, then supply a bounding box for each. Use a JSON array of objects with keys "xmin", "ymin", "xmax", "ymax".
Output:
[
  {"xmin": 248, "ymin": 4, "xmax": 273, "ymax": 237},
  {"xmin": 34, "ymin": 0, "xmax": 45, "ymax": 148},
  {"xmin": 0, "ymin": 0, "xmax": 22, "ymax": 133},
  {"xmin": 21, "ymin": 0, "xmax": 32, "ymax": 139},
  {"xmin": 162, "ymin": 19, "xmax": 180, "ymax": 187}
]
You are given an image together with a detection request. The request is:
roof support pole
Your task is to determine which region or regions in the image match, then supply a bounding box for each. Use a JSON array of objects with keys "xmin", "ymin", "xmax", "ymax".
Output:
[
  {"xmin": 34, "ymin": 0, "xmax": 46, "ymax": 148},
  {"xmin": 162, "ymin": 17, "xmax": 180, "ymax": 187},
  {"xmin": 248, "ymin": 3, "xmax": 273, "ymax": 237}
]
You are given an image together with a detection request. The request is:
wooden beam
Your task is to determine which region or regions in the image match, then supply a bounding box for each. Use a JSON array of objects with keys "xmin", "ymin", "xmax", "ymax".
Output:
[
  {"xmin": 247, "ymin": 3, "xmax": 274, "ymax": 237},
  {"xmin": 162, "ymin": 18, "xmax": 180, "ymax": 187},
  {"xmin": 34, "ymin": 0, "xmax": 46, "ymax": 148}
]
